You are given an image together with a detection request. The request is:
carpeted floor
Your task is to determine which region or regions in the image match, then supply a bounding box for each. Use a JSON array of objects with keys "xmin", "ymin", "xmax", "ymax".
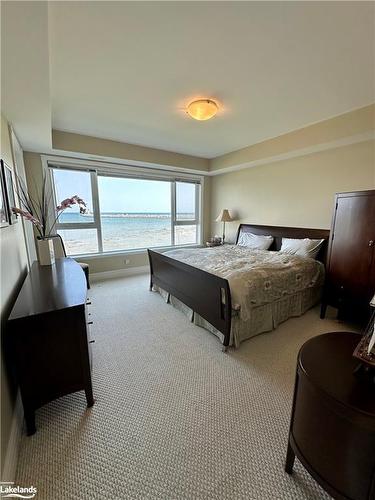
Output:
[{"xmin": 15, "ymin": 274, "xmax": 357, "ymax": 499}]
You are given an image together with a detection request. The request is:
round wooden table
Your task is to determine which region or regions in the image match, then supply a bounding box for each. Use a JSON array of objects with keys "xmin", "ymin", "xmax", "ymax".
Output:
[{"xmin": 285, "ymin": 332, "xmax": 375, "ymax": 500}]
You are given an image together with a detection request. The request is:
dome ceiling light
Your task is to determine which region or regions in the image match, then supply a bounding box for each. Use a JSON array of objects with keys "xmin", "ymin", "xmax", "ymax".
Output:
[{"xmin": 186, "ymin": 99, "xmax": 219, "ymax": 121}]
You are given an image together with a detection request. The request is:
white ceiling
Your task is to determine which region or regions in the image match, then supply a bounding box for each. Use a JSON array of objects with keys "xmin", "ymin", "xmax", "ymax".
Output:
[
  {"xmin": 1, "ymin": 1, "xmax": 51, "ymax": 152},
  {"xmin": 2, "ymin": 2, "xmax": 375, "ymax": 158}
]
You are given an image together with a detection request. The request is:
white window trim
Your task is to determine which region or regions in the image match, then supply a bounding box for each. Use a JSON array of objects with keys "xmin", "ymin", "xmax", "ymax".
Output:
[{"xmin": 41, "ymin": 155, "xmax": 204, "ymax": 257}]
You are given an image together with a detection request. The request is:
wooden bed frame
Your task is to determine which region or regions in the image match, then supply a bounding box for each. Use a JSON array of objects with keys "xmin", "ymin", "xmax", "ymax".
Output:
[{"xmin": 148, "ymin": 224, "xmax": 330, "ymax": 351}]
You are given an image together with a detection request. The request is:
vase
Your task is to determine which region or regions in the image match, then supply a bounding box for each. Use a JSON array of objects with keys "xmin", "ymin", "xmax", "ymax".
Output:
[{"xmin": 37, "ymin": 237, "xmax": 55, "ymax": 266}]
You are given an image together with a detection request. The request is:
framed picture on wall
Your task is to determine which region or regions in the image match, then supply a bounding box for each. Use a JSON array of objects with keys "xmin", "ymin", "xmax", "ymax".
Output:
[
  {"xmin": 1, "ymin": 159, "xmax": 18, "ymax": 224},
  {"xmin": 0, "ymin": 164, "xmax": 9, "ymax": 227}
]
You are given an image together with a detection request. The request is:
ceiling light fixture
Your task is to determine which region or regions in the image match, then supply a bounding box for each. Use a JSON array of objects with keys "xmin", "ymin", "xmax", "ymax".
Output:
[{"xmin": 187, "ymin": 99, "xmax": 218, "ymax": 121}]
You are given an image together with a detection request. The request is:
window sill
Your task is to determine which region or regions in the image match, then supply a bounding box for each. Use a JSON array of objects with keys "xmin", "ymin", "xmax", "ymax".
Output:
[{"xmin": 71, "ymin": 243, "xmax": 202, "ymax": 260}]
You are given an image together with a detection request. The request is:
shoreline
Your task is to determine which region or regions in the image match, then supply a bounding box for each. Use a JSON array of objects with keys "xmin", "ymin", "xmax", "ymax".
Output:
[
  {"xmin": 79, "ymin": 213, "xmax": 194, "ymax": 219},
  {"xmin": 59, "ymin": 224, "xmax": 197, "ymax": 254}
]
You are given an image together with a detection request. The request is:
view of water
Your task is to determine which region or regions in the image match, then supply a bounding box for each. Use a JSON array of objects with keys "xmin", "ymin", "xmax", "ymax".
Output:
[{"xmin": 57, "ymin": 212, "xmax": 197, "ymax": 255}]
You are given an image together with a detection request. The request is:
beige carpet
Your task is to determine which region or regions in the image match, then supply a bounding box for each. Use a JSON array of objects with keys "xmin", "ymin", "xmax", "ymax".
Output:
[{"xmin": 15, "ymin": 274, "xmax": 357, "ymax": 499}]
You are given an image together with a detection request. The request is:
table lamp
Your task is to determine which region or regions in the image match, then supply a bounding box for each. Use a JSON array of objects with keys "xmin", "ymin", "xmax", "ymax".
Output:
[{"xmin": 215, "ymin": 209, "xmax": 233, "ymax": 244}]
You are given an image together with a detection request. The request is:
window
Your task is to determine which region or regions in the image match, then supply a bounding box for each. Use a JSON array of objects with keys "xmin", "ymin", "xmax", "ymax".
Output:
[
  {"xmin": 50, "ymin": 165, "xmax": 201, "ymax": 256},
  {"xmin": 174, "ymin": 181, "xmax": 199, "ymax": 245},
  {"xmin": 176, "ymin": 181, "xmax": 196, "ymax": 220},
  {"xmin": 97, "ymin": 176, "xmax": 172, "ymax": 252},
  {"xmin": 57, "ymin": 228, "xmax": 99, "ymax": 255},
  {"xmin": 52, "ymin": 169, "xmax": 94, "ymax": 223}
]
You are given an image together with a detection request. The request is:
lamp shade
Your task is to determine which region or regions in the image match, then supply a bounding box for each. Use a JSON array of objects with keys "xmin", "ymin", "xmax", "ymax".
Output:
[{"xmin": 216, "ymin": 209, "xmax": 233, "ymax": 222}]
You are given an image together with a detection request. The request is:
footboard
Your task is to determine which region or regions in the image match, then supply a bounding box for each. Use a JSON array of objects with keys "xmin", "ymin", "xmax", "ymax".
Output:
[{"xmin": 148, "ymin": 249, "xmax": 232, "ymax": 349}]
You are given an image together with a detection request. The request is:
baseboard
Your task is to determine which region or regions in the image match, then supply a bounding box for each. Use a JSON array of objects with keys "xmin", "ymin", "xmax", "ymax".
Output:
[
  {"xmin": 1, "ymin": 392, "xmax": 23, "ymax": 482},
  {"xmin": 91, "ymin": 265, "xmax": 149, "ymax": 282}
]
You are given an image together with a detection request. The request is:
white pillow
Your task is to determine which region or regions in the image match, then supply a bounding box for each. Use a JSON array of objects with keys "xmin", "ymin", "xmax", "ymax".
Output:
[
  {"xmin": 237, "ymin": 232, "xmax": 274, "ymax": 250},
  {"xmin": 280, "ymin": 238, "xmax": 324, "ymax": 259}
]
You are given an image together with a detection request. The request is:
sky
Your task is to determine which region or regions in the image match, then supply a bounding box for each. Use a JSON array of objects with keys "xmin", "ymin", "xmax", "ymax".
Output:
[{"xmin": 53, "ymin": 169, "xmax": 196, "ymax": 214}]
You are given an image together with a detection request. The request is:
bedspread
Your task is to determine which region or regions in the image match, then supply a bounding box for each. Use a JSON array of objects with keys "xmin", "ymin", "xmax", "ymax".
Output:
[{"xmin": 164, "ymin": 245, "xmax": 324, "ymax": 322}]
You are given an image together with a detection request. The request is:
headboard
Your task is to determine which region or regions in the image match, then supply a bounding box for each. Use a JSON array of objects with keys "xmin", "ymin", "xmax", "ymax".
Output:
[{"xmin": 235, "ymin": 224, "xmax": 330, "ymax": 264}]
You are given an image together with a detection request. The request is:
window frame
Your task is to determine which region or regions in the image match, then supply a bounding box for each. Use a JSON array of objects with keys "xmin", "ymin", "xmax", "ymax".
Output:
[
  {"xmin": 171, "ymin": 179, "xmax": 200, "ymax": 246},
  {"xmin": 44, "ymin": 156, "xmax": 204, "ymax": 257}
]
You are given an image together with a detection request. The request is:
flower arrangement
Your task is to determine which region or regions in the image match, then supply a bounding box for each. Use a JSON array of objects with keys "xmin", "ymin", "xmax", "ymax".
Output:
[{"xmin": 12, "ymin": 173, "xmax": 87, "ymax": 239}]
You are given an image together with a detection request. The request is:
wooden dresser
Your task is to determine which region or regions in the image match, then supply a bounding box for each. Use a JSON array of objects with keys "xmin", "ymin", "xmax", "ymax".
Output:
[
  {"xmin": 286, "ymin": 332, "xmax": 375, "ymax": 500},
  {"xmin": 7, "ymin": 258, "xmax": 94, "ymax": 435},
  {"xmin": 321, "ymin": 190, "xmax": 375, "ymax": 320}
]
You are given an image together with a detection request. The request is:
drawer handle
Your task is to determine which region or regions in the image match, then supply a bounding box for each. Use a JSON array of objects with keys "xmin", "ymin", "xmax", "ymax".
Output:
[
  {"xmin": 369, "ymin": 240, "xmax": 374, "ymax": 247},
  {"xmin": 89, "ymin": 340, "xmax": 95, "ymax": 344}
]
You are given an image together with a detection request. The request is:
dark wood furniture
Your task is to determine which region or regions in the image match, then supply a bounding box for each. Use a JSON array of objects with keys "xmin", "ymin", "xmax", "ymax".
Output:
[
  {"xmin": 7, "ymin": 258, "xmax": 94, "ymax": 435},
  {"xmin": 285, "ymin": 332, "xmax": 375, "ymax": 500},
  {"xmin": 321, "ymin": 190, "xmax": 375, "ymax": 320},
  {"xmin": 148, "ymin": 224, "xmax": 329, "ymax": 351},
  {"xmin": 148, "ymin": 248, "xmax": 232, "ymax": 349}
]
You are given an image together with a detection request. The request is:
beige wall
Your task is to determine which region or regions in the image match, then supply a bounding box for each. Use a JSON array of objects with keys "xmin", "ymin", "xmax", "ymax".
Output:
[
  {"xmin": 79, "ymin": 252, "xmax": 148, "ymax": 274},
  {"xmin": 22, "ymin": 152, "xmax": 44, "ymax": 204},
  {"xmin": 52, "ymin": 130, "xmax": 209, "ymax": 172},
  {"xmin": 0, "ymin": 116, "xmax": 28, "ymax": 478},
  {"xmin": 210, "ymin": 139, "xmax": 375, "ymax": 243}
]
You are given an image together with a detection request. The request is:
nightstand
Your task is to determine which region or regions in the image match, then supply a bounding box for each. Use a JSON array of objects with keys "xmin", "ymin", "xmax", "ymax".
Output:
[{"xmin": 285, "ymin": 332, "xmax": 375, "ymax": 500}]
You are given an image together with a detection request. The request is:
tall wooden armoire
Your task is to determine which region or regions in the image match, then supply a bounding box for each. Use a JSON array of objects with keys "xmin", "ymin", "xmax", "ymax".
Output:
[{"xmin": 321, "ymin": 190, "xmax": 375, "ymax": 321}]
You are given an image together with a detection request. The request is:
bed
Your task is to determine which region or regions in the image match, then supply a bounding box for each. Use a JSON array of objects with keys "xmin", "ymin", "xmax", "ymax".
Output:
[{"xmin": 148, "ymin": 224, "xmax": 330, "ymax": 350}]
